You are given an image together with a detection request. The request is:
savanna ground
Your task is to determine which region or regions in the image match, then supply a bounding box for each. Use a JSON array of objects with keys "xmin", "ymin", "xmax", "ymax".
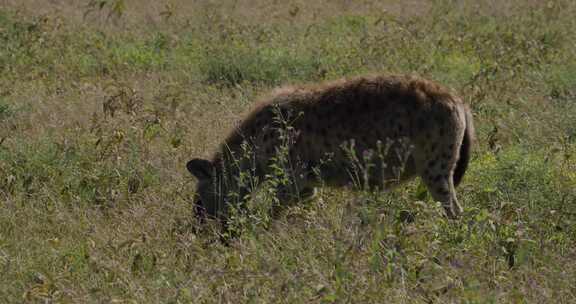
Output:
[{"xmin": 0, "ymin": 0, "xmax": 575, "ymax": 302}]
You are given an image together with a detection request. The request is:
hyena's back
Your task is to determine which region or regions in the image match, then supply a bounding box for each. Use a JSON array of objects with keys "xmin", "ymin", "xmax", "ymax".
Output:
[{"xmin": 192, "ymin": 74, "xmax": 474, "ymax": 220}]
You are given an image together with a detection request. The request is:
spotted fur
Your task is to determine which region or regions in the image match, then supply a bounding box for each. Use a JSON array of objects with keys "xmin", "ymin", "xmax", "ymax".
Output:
[{"xmin": 187, "ymin": 74, "xmax": 475, "ymax": 224}]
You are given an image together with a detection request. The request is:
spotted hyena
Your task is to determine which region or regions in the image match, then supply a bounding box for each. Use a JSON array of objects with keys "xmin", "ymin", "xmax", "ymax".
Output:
[{"xmin": 187, "ymin": 74, "xmax": 474, "ymax": 226}]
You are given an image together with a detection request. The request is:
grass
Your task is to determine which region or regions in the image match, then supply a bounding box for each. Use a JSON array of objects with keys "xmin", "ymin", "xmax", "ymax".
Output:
[{"xmin": 1, "ymin": 0, "xmax": 576, "ymax": 302}]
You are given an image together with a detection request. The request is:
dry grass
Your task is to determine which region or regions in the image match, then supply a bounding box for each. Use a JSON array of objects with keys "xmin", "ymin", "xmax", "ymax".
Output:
[{"xmin": 1, "ymin": 0, "xmax": 576, "ymax": 303}]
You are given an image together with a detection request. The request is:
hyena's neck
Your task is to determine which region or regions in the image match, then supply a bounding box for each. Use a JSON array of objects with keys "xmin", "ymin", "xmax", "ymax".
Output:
[{"xmin": 213, "ymin": 147, "xmax": 262, "ymax": 184}]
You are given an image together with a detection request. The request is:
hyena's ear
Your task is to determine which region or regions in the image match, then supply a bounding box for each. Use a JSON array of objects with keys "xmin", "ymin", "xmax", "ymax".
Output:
[{"xmin": 186, "ymin": 158, "xmax": 214, "ymax": 180}]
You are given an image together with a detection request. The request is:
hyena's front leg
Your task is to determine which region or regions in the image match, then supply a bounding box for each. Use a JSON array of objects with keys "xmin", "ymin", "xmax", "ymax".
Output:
[
  {"xmin": 270, "ymin": 157, "xmax": 319, "ymax": 207},
  {"xmin": 275, "ymin": 183, "xmax": 317, "ymax": 206},
  {"xmin": 270, "ymin": 162, "xmax": 318, "ymax": 216},
  {"xmin": 267, "ymin": 185, "xmax": 316, "ymax": 219}
]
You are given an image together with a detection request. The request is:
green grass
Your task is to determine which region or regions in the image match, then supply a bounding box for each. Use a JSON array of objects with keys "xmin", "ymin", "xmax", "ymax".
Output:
[{"xmin": 1, "ymin": 0, "xmax": 576, "ymax": 302}]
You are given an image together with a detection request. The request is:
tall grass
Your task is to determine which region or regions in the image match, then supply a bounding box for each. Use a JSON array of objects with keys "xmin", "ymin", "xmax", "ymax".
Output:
[{"xmin": 0, "ymin": 0, "xmax": 575, "ymax": 302}]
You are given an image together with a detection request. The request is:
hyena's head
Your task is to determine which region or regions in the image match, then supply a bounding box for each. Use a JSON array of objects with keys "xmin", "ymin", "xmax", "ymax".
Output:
[{"xmin": 186, "ymin": 158, "xmax": 220, "ymax": 220}]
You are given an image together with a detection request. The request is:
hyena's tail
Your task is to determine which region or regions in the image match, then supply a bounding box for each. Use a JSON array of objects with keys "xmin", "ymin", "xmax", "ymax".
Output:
[{"xmin": 453, "ymin": 104, "xmax": 475, "ymax": 187}]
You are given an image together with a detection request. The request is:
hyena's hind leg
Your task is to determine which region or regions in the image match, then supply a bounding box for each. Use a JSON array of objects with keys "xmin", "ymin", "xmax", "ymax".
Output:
[{"xmin": 416, "ymin": 138, "xmax": 464, "ymax": 219}]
